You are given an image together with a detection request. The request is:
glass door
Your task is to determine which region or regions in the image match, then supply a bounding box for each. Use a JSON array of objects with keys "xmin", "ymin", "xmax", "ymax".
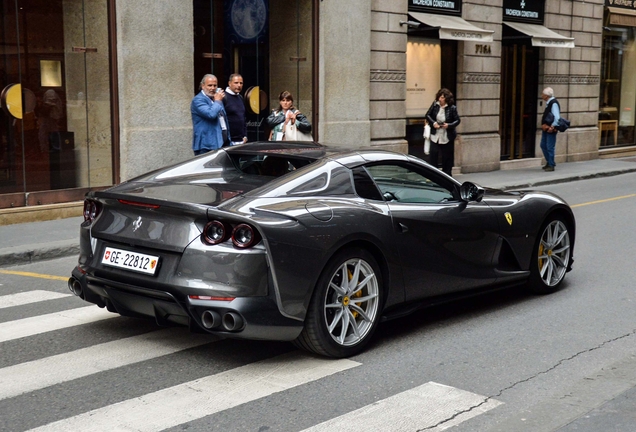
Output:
[
  {"xmin": 0, "ymin": 0, "xmax": 112, "ymax": 209},
  {"xmin": 499, "ymin": 42, "xmax": 539, "ymax": 160},
  {"xmin": 193, "ymin": 0, "xmax": 314, "ymax": 142}
]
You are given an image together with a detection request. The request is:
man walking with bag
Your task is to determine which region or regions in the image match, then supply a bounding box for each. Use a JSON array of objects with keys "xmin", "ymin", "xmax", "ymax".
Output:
[{"xmin": 540, "ymin": 87, "xmax": 560, "ymax": 172}]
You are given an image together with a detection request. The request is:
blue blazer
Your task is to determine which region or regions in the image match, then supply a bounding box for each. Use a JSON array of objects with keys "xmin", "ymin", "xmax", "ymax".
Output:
[{"xmin": 191, "ymin": 91, "xmax": 228, "ymax": 152}]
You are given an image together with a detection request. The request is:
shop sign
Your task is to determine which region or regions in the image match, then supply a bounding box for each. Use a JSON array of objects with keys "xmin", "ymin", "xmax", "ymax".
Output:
[
  {"xmin": 408, "ymin": 0, "xmax": 462, "ymax": 16},
  {"xmin": 605, "ymin": 0, "xmax": 636, "ymax": 10},
  {"xmin": 503, "ymin": 0, "xmax": 544, "ymax": 24},
  {"xmin": 533, "ymin": 38, "xmax": 573, "ymax": 47}
]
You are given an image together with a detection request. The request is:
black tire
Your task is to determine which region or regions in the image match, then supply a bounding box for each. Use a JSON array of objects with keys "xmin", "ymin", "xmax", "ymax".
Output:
[
  {"xmin": 527, "ymin": 216, "xmax": 571, "ymax": 294},
  {"xmin": 294, "ymin": 247, "xmax": 383, "ymax": 358}
]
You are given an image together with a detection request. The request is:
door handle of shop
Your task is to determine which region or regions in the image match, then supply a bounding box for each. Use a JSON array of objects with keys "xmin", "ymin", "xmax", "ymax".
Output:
[{"xmin": 72, "ymin": 46, "xmax": 98, "ymax": 53}]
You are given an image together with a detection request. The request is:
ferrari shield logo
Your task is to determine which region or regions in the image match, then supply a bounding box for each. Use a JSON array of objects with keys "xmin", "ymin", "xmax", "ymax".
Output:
[{"xmin": 504, "ymin": 212, "xmax": 513, "ymax": 226}]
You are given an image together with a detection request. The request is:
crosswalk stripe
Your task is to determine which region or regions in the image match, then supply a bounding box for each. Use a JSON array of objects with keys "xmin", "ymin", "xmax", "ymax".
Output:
[
  {"xmin": 0, "ymin": 290, "xmax": 71, "ymax": 309},
  {"xmin": 301, "ymin": 381, "xmax": 502, "ymax": 432},
  {"xmin": 28, "ymin": 352, "xmax": 361, "ymax": 432},
  {"xmin": 0, "ymin": 306, "xmax": 115, "ymax": 343},
  {"xmin": 0, "ymin": 328, "xmax": 217, "ymax": 400}
]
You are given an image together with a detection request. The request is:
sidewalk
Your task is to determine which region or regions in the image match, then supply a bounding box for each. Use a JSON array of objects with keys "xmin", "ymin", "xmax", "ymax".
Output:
[
  {"xmin": 1, "ymin": 156, "xmax": 636, "ymax": 268},
  {"xmin": 455, "ymin": 155, "xmax": 636, "ymax": 190},
  {"xmin": 0, "ymin": 216, "xmax": 83, "ymax": 267}
]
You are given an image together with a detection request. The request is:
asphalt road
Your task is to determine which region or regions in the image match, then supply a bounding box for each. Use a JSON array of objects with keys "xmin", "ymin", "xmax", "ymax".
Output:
[{"xmin": 1, "ymin": 172, "xmax": 635, "ymax": 431}]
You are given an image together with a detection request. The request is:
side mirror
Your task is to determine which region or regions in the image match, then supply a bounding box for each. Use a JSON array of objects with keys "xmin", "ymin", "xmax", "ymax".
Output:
[{"xmin": 459, "ymin": 182, "xmax": 484, "ymax": 203}]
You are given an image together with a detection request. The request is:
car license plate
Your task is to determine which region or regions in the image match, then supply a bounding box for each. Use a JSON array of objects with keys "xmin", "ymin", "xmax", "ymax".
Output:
[{"xmin": 101, "ymin": 247, "xmax": 159, "ymax": 275}]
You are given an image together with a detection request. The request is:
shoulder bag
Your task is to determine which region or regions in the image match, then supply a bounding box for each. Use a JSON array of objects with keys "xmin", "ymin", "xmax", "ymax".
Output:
[{"xmin": 284, "ymin": 122, "xmax": 313, "ymax": 141}]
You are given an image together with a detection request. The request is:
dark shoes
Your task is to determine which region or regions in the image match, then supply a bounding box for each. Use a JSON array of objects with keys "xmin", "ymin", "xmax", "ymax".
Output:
[{"xmin": 542, "ymin": 165, "xmax": 555, "ymax": 172}]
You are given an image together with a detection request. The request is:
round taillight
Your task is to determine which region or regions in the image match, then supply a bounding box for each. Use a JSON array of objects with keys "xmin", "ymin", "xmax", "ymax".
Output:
[
  {"xmin": 89, "ymin": 202, "xmax": 98, "ymax": 220},
  {"xmin": 83, "ymin": 199, "xmax": 100, "ymax": 222},
  {"xmin": 202, "ymin": 220, "xmax": 229, "ymax": 245},
  {"xmin": 83, "ymin": 200, "xmax": 91, "ymax": 221},
  {"xmin": 231, "ymin": 224, "xmax": 260, "ymax": 248}
]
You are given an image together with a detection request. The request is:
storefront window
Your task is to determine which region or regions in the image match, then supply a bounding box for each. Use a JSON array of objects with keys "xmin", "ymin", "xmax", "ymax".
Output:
[
  {"xmin": 0, "ymin": 0, "xmax": 113, "ymax": 209},
  {"xmin": 193, "ymin": 0, "xmax": 314, "ymax": 142},
  {"xmin": 600, "ymin": 25, "xmax": 636, "ymax": 147},
  {"xmin": 405, "ymin": 34, "xmax": 456, "ymax": 163},
  {"xmin": 404, "ymin": 1, "xmax": 483, "ymax": 165}
]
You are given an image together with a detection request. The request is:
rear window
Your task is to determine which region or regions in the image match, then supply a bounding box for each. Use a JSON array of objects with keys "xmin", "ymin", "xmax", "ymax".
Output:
[{"xmin": 229, "ymin": 153, "xmax": 312, "ymax": 178}]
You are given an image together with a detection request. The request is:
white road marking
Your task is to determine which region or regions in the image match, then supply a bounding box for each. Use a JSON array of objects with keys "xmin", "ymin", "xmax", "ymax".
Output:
[
  {"xmin": 0, "ymin": 306, "xmax": 115, "ymax": 343},
  {"xmin": 301, "ymin": 381, "xmax": 503, "ymax": 432},
  {"xmin": 0, "ymin": 328, "xmax": 217, "ymax": 400},
  {"xmin": 28, "ymin": 352, "xmax": 361, "ymax": 432},
  {"xmin": 0, "ymin": 290, "xmax": 71, "ymax": 309}
]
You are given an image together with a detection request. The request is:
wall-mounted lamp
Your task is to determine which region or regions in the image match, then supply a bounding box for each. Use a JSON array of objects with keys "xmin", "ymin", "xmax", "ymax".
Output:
[{"xmin": 399, "ymin": 20, "xmax": 421, "ymax": 28}]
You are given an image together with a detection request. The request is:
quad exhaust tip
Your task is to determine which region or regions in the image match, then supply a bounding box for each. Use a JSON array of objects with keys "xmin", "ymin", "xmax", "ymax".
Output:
[
  {"xmin": 222, "ymin": 312, "xmax": 244, "ymax": 332},
  {"xmin": 201, "ymin": 310, "xmax": 244, "ymax": 332},
  {"xmin": 68, "ymin": 278, "xmax": 83, "ymax": 297},
  {"xmin": 201, "ymin": 310, "xmax": 221, "ymax": 329}
]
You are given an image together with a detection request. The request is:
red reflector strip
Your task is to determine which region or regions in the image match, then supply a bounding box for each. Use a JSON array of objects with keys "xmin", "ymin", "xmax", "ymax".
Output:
[
  {"xmin": 189, "ymin": 295, "xmax": 235, "ymax": 301},
  {"xmin": 118, "ymin": 199, "xmax": 160, "ymax": 209}
]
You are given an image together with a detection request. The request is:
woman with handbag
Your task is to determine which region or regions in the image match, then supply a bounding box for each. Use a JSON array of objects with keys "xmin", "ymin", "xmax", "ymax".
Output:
[
  {"xmin": 425, "ymin": 88, "xmax": 461, "ymax": 176},
  {"xmin": 267, "ymin": 91, "xmax": 312, "ymax": 141}
]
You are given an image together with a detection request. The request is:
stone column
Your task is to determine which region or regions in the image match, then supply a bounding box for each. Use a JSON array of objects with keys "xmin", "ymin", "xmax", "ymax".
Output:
[
  {"xmin": 456, "ymin": 1, "xmax": 503, "ymax": 173},
  {"xmin": 115, "ymin": 0, "xmax": 194, "ymax": 181},
  {"xmin": 540, "ymin": 0, "xmax": 602, "ymax": 164},
  {"xmin": 369, "ymin": 1, "xmax": 407, "ymax": 153},
  {"xmin": 318, "ymin": 0, "xmax": 371, "ymax": 147}
]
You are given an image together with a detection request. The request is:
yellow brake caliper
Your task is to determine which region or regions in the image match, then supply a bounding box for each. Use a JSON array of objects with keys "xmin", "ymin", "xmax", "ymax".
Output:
[
  {"xmin": 538, "ymin": 242, "xmax": 552, "ymax": 272},
  {"xmin": 347, "ymin": 268, "xmax": 363, "ymax": 319}
]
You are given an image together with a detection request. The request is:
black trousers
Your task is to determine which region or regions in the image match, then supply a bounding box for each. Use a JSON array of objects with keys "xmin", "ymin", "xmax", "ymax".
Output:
[
  {"xmin": 429, "ymin": 139, "xmax": 455, "ymax": 176},
  {"xmin": 221, "ymin": 129, "xmax": 230, "ymax": 147}
]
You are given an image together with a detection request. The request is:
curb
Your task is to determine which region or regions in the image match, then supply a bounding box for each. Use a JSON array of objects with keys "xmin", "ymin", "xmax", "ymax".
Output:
[
  {"xmin": 463, "ymin": 167, "xmax": 636, "ymax": 191},
  {"xmin": 519, "ymin": 167, "xmax": 636, "ymax": 190},
  {"xmin": 0, "ymin": 241, "xmax": 79, "ymax": 268}
]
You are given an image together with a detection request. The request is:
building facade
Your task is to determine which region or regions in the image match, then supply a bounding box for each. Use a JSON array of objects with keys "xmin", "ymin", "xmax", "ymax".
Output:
[{"xmin": 0, "ymin": 0, "xmax": 631, "ymax": 223}]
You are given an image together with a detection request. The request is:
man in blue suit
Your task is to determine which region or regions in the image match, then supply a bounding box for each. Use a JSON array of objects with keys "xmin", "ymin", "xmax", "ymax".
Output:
[{"xmin": 191, "ymin": 74, "xmax": 230, "ymax": 155}]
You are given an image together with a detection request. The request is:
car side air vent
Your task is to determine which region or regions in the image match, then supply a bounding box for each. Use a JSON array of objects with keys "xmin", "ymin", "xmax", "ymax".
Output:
[{"xmin": 497, "ymin": 239, "xmax": 522, "ymax": 272}]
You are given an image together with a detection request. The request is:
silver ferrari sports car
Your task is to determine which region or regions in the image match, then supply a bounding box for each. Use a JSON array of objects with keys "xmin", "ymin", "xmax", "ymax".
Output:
[{"xmin": 69, "ymin": 142, "xmax": 575, "ymax": 357}]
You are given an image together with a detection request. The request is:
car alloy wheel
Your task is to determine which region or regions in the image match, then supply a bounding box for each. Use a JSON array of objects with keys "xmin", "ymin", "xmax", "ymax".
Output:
[
  {"xmin": 295, "ymin": 248, "xmax": 383, "ymax": 357},
  {"xmin": 323, "ymin": 257, "xmax": 380, "ymax": 347},
  {"xmin": 528, "ymin": 218, "xmax": 571, "ymax": 294}
]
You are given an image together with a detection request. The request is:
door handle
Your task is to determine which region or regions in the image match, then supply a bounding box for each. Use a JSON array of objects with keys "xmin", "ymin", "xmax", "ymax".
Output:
[
  {"xmin": 72, "ymin": 46, "xmax": 98, "ymax": 53},
  {"xmin": 398, "ymin": 223, "xmax": 409, "ymax": 233}
]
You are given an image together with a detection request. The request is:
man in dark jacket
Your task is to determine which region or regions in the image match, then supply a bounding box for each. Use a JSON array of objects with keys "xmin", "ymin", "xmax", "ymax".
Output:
[
  {"xmin": 540, "ymin": 87, "xmax": 560, "ymax": 171},
  {"xmin": 223, "ymin": 74, "xmax": 247, "ymax": 146}
]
